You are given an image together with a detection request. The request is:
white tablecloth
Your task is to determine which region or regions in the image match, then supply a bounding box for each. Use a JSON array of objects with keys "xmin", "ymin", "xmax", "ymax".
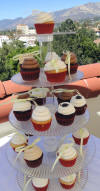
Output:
[{"xmin": 0, "ymin": 135, "xmax": 100, "ymax": 191}]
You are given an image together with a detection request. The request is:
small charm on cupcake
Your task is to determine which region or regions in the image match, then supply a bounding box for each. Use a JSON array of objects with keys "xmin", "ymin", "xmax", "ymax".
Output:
[
  {"xmin": 20, "ymin": 57, "xmax": 40, "ymax": 81},
  {"xmin": 59, "ymin": 173, "xmax": 76, "ymax": 189},
  {"xmin": 32, "ymin": 177, "xmax": 49, "ymax": 191},
  {"xmin": 55, "ymin": 102, "xmax": 76, "ymax": 126},
  {"xmin": 24, "ymin": 145, "xmax": 43, "ymax": 168},
  {"xmin": 34, "ymin": 12, "xmax": 54, "ymax": 34},
  {"xmin": 10, "ymin": 133, "xmax": 28, "ymax": 152},
  {"xmin": 70, "ymin": 94, "xmax": 87, "ymax": 115},
  {"xmin": 44, "ymin": 59, "xmax": 67, "ymax": 82},
  {"xmin": 13, "ymin": 101, "xmax": 32, "ymax": 121},
  {"xmin": 72, "ymin": 128, "xmax": 90, "ymax": 145},
  {"xmin": 61, "ymin": 51, "xmax": 78, "ymax": 74},
  {"xmin": 32, "ymin": 106, "xmax": 52, "ymax": 131}
]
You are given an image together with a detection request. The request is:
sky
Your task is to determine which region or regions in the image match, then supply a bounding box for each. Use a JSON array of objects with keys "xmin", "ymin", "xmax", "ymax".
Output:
[{"xmin": 0, "ymin": 0, "xmax": 100, "ymax": 20}]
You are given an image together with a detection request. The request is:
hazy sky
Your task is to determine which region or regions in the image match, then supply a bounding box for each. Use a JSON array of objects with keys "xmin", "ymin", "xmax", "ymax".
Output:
[{"xmin": 0, "ymin": 0, "xmax": 100, "ymax": 20}]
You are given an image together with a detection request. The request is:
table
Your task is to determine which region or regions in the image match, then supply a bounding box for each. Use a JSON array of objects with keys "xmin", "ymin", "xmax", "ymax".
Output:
[{"xmin": 0, "ymin": 134, "xmax": 100, "ymax": 191}]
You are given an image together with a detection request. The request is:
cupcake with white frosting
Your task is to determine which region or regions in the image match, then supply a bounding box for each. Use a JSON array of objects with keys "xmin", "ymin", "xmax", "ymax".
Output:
[
  {"xmin": 13, "ymin": 101, "xmax": 32, "ymax": 121},
  {"xmin": 44, "ymin": 59, "xmax": 67, "ymax": 82},
  {"xmin": 24, "ymin": 145, "xmax": 43, "ymax": 168},
  {"xmin": 57, "ymin": 144, "xmax": 77, "ymax": 167},
  {"xmin": 55, "ymin": 102, "xmax": 76, "ymax": 126},
  {"xmin": 59, "ymin": 173, "xmax": 76, "ymax": 189},
  {"xmin": 45, "ymin": 52, "xmax": 60, "ymax": 64},
  {"xmin": 32, "ymin": 106, "xmax": 52, "ymax": 131},
  {"xmin": 70, "ymin": 94, "xmax": 87, "ymax": 115},
  {"xmin": 32, "ymin": 177, "xmax": 49, "ymax": 191},
  {"xmin": 72, "ymin": 128, "xmax": 90, "ymax": 145},
  {"xmin": 34, "ymin": 12, "xmax": 54, "ymax": 34},
  {"xmin": 10, "ymin": 133, "xmax": 28, "ymax": 152}
]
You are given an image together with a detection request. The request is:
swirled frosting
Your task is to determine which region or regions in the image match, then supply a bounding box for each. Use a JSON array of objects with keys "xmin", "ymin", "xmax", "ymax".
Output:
[
  {"xmin": 45, "ymin": 52, "xmax": 60, "ymax": 63},
  {"xmin": 58, "ymin": 102, "xmax": 75, "ymax": 115},
  {"xmin": 22, "ymin": 58, "xmax": 39, "ymax": 69},
  {"xmin": 30, "ymin": 88, "xmax": 49, "ymax": 98},
  {"xmin": 60, "ymin": 173, "xmax": 76, "ymax": 183},
  {"xmin": 70, "ymin": 95, "xmax": 86, "ymax": 107},
  {"xmin": 32, "ymin": 178, "xmax": 48, "ymax": 187},
  {"xmin": 24, "ymin": 145, "xmax": 42, "ymax": 161},
  {"xmin": 44, "ymin": 59, "xmax": 66, "ymax": 71},
  {"xmin": 32, "ymin": 106, "xmax": 51, "ymax": 121},
  {"xmin": 35, "ymin": 12, "xmax": 53, "ymax": 23},
  {"xmin": 58, "ymin": 144, "xmax": 77, "ymax": 160},
  {"xmin": 11, "ymin": 134, "xmax": 27, "ymax": 145},
  {"xmin": 73, "ymin": 128, "xmax": 89, "ymax": 138},
  {"xmin": 13, "ymin": 101, "xmax": 31, "ymax": 112}
]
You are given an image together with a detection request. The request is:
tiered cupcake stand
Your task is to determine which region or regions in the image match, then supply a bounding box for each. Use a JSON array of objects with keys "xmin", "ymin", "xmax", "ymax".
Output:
[{"xmin": 6, "ymin": 34, "xmax": 96, "ymax": 191}]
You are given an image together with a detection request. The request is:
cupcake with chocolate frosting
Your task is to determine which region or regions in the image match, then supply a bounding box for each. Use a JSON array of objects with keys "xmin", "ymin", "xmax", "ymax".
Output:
[
  {"xmin": 55, "ymin": 102, "xmax": 76, "ymax": 126},
  {"xmin": 20, "ymin": 57, "xmax": 40, "ymax": 81},
  {"xmin": 32, "ymin": 177, "xmax": 49, "ymax": 191},
  {"xmin": 24, "ymin": 145, "xmax": 43, "ymax": 168},
  {"xmin": 72, "ymin": 128, "xmax": 90, "ymax": 145},
  {"xmin": 59, "ymin": 173, "xmax": 76, "ymax": 189},
  {"xmin": 71, "ymin": 95, "xmax": 87, "ymax": 115},
  {"xmin": 13, "ymin": 101, "xmax": 32, "ymax": 121},
  {"xmin": 57, "ymin": 90, "xmax": 76, "ymax": 104},
  {"xmin": 32, "ymin": 106, "xmax": 52, "ymax": 131}
]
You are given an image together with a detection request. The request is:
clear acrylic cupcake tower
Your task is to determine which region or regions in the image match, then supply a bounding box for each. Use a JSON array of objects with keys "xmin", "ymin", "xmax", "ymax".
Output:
[{"xmin": 7, "ymin": 33, "xmax": 96, "ymax": 191}]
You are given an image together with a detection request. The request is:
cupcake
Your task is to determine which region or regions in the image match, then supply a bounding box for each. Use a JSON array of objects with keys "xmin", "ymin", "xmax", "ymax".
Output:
[
  {"xmin": 44, "ymin": 59, "xmax": 67, "ymax": 82},
  {"xmin": 57, "ymin": 144, "xmax": 77, "ymax": 167},
  {"xmin": 61, "ymin": 52, "xmax": 78, "ymax": 74},
  {"xmin": 29, "ymin": 88, "xmax": 49, "ymax": 105},
  {"xmin": 34, "ymin": 12, "xmax": 54, "ymax": 34},
  {"xmin": 72, "ymin": 128, "xmax": 90, "ymax": 145},
  {"xmin": 17, "ymin": 93, "xmax": 30, "ymax": 100},
  {"xmin": 20, "ymin": 57, "xmax": 40, "ymax": 81},
  {"xmin": 32, "ymin": 177, "xmax": 49, "ymax": 191},
  {"xmin": 13, "ymin": 101, "xmax": 32, "ymax": 121},
  {"xmin": 10, "ymin": 133, "xmax": 28, "ymax": 152},
  {"xmin": 55, "ymin": 102, "xmax": 76, "ymax": 126},
  {"xmin": 45, "ymin": 52, "xmax": 60, "ymax": 64},
  {"xmin": 70, "ymin": 95, "xmax": 87, "ymax": 115},
  {"xmin": 24, "ymin": 145, "xmax": 43, "ymax": 168},
  {"xmin": 32, "ymin": 106, "xmax": 52, "ymax": 131},
  {"xmin": 56, "ymin": 90, "xmax": 76, "ymax": 104},
  {"xmin": 59, "ymin": 173, "xmax": 76, "ymax": 189}
]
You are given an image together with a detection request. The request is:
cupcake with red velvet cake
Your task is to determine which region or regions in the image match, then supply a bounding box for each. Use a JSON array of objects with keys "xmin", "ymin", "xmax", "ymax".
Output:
[
  {"xmin": 44, "ymin": 59, "xmax": 67, "ymax": 83},
  {"xmin": 59, "ymin": 173, "xmax": 76, "ymax": 189},
  {"xmin": 20, "ymin": 57, "xmax": 40, "ymax": 81},
  {"xmin": 71, "ymin": 94, "xmax": 87, "ymax": 115},
  {"xmin": 32, "ymin": 106, "xmax": 52, "ymax": 131},
  {"xmin": 13, "ymin": 101, "xmax": 32, "ymax": 121},
  {"xmin": 32, "ymin": 177, "xmax": 49, "ymax": 191},
  {"xmin": 72, "ymin": 128, "xmax": 90, "ymax": 145},
  {"xmin": 10, "ymin": 133, "xmax": 28, "ymax": 152},
  {"xmin": 24, "ymin": 145, "xmax": 43, "ymax": 168},
  {"xmin": 61, "ymin": 52, "xmax": 78, "ymax": 74},
  {"xmin": 57, "ymin": 144, "xmax": 77, "ymax": 167},
  {"xmin": 34, "ymin": 12, "xmax": 54, "ymax": 34},
  {"xmin": 55, "ymin": 102, "xmax": 76, "ymax": 126}
]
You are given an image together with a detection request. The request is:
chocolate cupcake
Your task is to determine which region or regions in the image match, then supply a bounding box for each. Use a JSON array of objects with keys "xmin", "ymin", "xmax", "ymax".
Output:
[
  {"xmin": 61, "ymin": 52, "xmax": 78, "ymax": 74},
  {"xmin": 57, "ymin": 91, "xmax": 76, "ymax": 104},
  {"xmin": 71, "ymin": 95, "xmax": 87, "ymax": 115},
  {"xmin": 55, "ymin": 102, "xmax": 76, "ymax": 126},
  {"xmin": 20, "ymin": 58, "xmax": 40, "ymax": 81},
  {"xmin": 24, "ymin": 145, "xmax": 43, "ymax": 168},
  {"xmin": 13, "ymin": 101, "xmax": 32, "ymax": 121}
]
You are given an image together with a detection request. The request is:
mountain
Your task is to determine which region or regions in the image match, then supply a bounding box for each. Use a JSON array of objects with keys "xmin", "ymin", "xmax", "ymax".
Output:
[{"xmin": 0, "ymin": 2, "xmax": 100, "ymax": 31}]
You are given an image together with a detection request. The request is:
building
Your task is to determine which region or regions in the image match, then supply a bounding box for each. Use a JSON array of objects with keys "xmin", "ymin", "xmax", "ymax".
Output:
[
  {"xmin": 0, "ymin": 35, "xmax": 11, "ymax": 48},
  {"xmin": 18, "ymin": 35, "xmax": 36, "ymax": 47},
  {"xmin": 16, "ymin": 24, "xmax": 36, "ymax": 35}
]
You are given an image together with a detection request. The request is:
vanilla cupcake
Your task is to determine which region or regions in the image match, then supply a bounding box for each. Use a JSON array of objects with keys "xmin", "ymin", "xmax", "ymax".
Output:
[
  {"xmin": 72, "ymin": 128, "xmax": 90, "ymax": 145},
  {"xmin": 24, "ymin": 145, "xmax": 43, "ymax": 168},
  {"xmin": 32, "ymin": 177, "xmax": 49, "ymax": 191},
  {"xmin": 13, "ymin": 101, "xmax": 32, "ymax": 121},
  {"xmin": 10, "ymin": 133, "xmax": 28, "ymax": 152},
  {"xmin": 57, "ymin": 144, "xmax": 77, "ymax": 167},
  {"xmin": 71, "ymin": 95, "xmax": 87, "ymax": 115},
  {"xmin": 34, "ymin": 12, "xmax": 54, "ymax": 34},
  {"xmin": 44, "ymin": 59, "xmax": 67, "ymax": 82},
  {"xmin": 55, "ymin": 102, "xmax": 76, "ymax": 126},
  {"xmin": 45, "ymin": 52, "xmax": 60, "ymax": 64},
  {"xmin": 29, "ymin": 88, "xmax": 49, "ymax": 105},
  {"xmin": 59, "ymin": 173, "xmax": 76, "ymax": 189},
  {"xmin": 32, "ymin": 106, "xmax": 52, "ymax": 131}
]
